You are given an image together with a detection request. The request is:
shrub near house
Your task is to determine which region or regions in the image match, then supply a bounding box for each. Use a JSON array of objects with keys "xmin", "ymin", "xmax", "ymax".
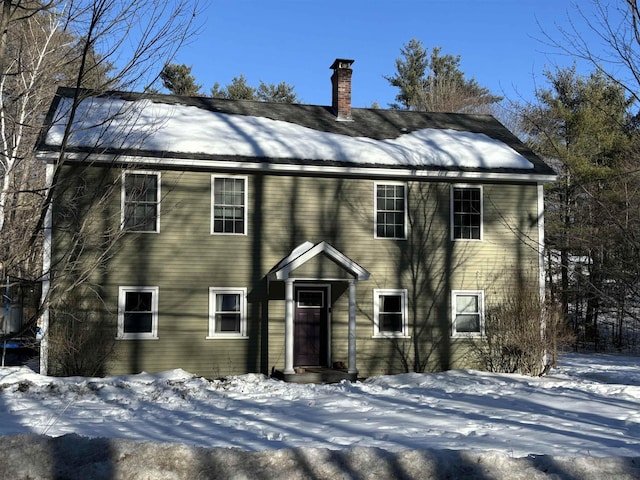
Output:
[{"xmin": 36, "ymin": 59, "xmax": 556, "ymax": 378}]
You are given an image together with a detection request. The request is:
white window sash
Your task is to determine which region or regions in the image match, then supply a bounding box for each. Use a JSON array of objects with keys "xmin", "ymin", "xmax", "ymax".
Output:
[
  {"xmin": 451, "ymin": 290, "xmax": 484, "ymax": 337},
  {"xmin": 450, "ymin": 184, "xmax": 483, "ymax": 241},
  {"xmin": 372, "ymin": 288, "xmax": 409, "ymax": 338},
  {"xmin": 211, "ymin": 175, "xmax": 248, "ymax": 235},
  {"xmin": 117, "ymin": 286, "xmax": 159, "ymax": 339},
  {"xmin": 207, "ymin": 287, "xmax": 248, "ymax": 338},
  {"xmin": 121, "ymin": 171, "xmax": 161, "ymax": 233},
  {"xmin": 374, "ymin": 182, "xmax": 407, "ymax": 240}
]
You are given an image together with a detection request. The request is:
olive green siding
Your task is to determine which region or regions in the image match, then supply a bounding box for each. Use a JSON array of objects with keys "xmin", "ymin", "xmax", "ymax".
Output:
[{"xmin": 51, "ymin": 165, "xmax": 542, "ymax": 378}]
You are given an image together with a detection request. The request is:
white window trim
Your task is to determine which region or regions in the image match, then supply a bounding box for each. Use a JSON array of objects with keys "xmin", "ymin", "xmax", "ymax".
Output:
[
  {"xmin": 451, "ymin": 290, "xmax": 485, "ymax": 338},
  {"xmin": 450, "ymin": 184, "xmax": 483, "ymax": 241},
  {"xmin": 372, "ymin": 288, "xmax": 409, "ymax": 338},
  {"xmin": 374, "ymin": 182, "xmax": 407, "ymax": 240},
  {"xmin": 117, "ymin": 286, "xmax": 159, "ymax": 340},
  {"xmin": 121, "ymin": 170, "xmax": 161, "ymax": 233},
  {"xmin": 207, "ymin": 287, "xmax": 248, "ymax": 339},
  {"xmin": 211, "ymin": 174, "xmax": 248, "ymax": 236}
]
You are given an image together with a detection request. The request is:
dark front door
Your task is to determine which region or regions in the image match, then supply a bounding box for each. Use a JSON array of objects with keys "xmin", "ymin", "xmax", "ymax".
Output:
[{"xmin": 294, "ymin": 286, "xmax": 328, "ymax": 366}]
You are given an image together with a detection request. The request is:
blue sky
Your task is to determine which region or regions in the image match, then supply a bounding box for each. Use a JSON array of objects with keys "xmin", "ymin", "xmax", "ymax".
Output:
[{"xmin": 173, "ymin": 0, "xmax": 608, "ymax": 107}]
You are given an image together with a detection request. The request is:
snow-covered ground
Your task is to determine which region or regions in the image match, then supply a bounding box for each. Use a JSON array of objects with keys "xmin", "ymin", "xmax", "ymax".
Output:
[{"xmin": 1, "ymin": 353, "xmax": 639, "ymax": 479}]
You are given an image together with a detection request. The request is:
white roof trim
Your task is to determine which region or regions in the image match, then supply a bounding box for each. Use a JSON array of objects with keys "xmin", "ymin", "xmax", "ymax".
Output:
[
  {"xmin": 268, "ymin": 241, "xmax": 370, "ymax": 281},
  {"xmin": 36, "ymin": 152, "xmax": 557, "ymax": 184}
]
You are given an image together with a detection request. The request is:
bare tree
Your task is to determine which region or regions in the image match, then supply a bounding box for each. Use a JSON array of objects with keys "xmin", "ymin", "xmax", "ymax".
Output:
[
  {"xmin": 474, "ymin": 277, "xmax": 573, "ymax": 376},
  {"xmin": 0, "ymin": 0, "xmax": 201, "ymax": 374},
  {"xmin": 544, "ymin": 0, "xmax": 640, "ymax": 104}
]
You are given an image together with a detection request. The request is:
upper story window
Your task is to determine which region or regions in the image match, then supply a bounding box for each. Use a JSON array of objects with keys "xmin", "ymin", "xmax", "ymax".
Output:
[
  {"xmin": 122, "ymin": 171, "xmax": 160, "ymax": 232},
  {"xmin": 117, "ymin": 286, "xmax": 159, "ymax": 339},
  {"xmin": 212, "ymin": 175, "xmax": 247, "ymax": 235},
  {"xmin": 375, "ymin": 183, "xmax": 406, "ymax": 239},
  {"xmin": 373, "ymin": 289, "xmax": 409, "ymax": 338},
  {"xmin": 451, "ymin": 290, "xmax": 484, "ymax": 337},
  {"xmin": 451, "ymin": 185, "xmax": 482, "ymax": 240},
  {"xmin": 207, "ymin": 288, "xmax": 247, "ymax": 338}
]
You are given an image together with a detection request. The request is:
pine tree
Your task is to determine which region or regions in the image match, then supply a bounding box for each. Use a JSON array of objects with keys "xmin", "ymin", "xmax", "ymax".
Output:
[
  {"xmin": 256, "ymin": 81, "xmax": 300, "ymax": 103},
  {"xmin": 160, "ymin": 63, "xmax": 202, "ymax": 95},
  {"xmin": 385, "ymin": 39, "xmax": 428, "ymax": 110},
  {"xmin": 210, "ymin": 76, "xmax": 300, "ymax": 103},
  {"xmin": 521, "ymin": 66, "xmax": 636, "ymax": 349},
  {"xmin": 385, "ymin": 39, "xmax": 501, "ymax": 112},
  {"xmin": 210, "ymin": 75, "xmax": 255, "ymax": 100}
]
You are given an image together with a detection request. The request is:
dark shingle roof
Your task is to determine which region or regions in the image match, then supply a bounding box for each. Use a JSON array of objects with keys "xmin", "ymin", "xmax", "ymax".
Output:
[{"xmin": 39, "ymin": 87, "xmax": 555, "ymax": 179}]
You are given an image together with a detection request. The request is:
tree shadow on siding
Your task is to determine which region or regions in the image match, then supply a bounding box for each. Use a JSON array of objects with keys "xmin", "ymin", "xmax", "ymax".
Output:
[{"xmin": 47, "ymin": 164, "xmax": 124, "ymax": 377}]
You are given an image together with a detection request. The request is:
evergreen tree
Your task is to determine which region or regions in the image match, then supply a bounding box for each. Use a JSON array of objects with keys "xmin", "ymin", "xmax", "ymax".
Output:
[
  {"xmin": 386, "ymin": 39, "xmax": 501, "ymax": 112},
  {"xmin": 256, "ymin": 80, "xmax": 300, "ymax": 103},
  {"xmin": 385, "ymin": 39, "xmax": 429, "ymax": 110},
  {"xmin": 160, "ymin": 63, "xmax": 202, "ymax": 95},
  {"xmin": 211, "ymin": 75, "xmax": 300, "ymax": 103},
  {"xmin": 211, "ymin": 75, "xmax": 255, "ymax": 100},
  {"xmin": 521, "ymin": 66, "xmax": 636, "ymax": 349}
]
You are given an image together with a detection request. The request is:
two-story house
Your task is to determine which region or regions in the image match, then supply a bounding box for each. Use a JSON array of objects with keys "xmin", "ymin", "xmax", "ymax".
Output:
[{"xmin": 36, "ymin": 59, "xmax": 556, "ymax": 380}]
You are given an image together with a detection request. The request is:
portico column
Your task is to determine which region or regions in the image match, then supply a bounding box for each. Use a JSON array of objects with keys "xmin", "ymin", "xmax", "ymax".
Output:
[
  {"xmin": 348, "ymin": 279, "xmax": 358, "ymax": 375},
  {"xmin": 284, "ymin": 279, "xmax": 295, "ymax": 374}
]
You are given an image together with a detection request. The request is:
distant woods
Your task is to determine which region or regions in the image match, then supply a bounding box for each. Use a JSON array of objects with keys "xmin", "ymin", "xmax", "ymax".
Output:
[
  {"xmin": 160, "ymin": 38, "xmax": 504, "ymax": 111},
  {"xmin": 159, "ymin": 63, "xmax": 301, "ymax": 103}
]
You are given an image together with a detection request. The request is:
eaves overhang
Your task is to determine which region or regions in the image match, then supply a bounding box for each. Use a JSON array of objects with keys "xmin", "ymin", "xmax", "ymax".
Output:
[{"xmin": 35, "ymin": 150, "xmax": 558, "ymax": 184}]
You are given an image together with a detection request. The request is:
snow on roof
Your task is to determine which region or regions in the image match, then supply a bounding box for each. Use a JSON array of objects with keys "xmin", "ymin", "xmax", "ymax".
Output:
[{"xmin": 46, "ymin": 96, "xmax": 533, "ymax": 169}]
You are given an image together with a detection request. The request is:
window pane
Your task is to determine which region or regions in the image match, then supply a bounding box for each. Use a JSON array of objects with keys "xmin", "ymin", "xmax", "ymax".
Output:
[
  {"xmin": 124, "ymin": 312, "xmax": 153, "ymax": 333},
  {"xmin": 453, "ymin": 187, "xmax": 481, "ymax": 240},
  {"xmin": 124, "ymin": 173, "xmax": 158, "ymax": 232},
  {"xmin": 214, "ymin": 179, "xmax": 224, "ymax": 204},
  {"xmin": 378, "ymin": 294, "xmax": 403, "ymax": 333},
  {"xmin": 456, "ymin": 295, "xmax": 478, "ymax": 314},
  {"xmin": 380, "ymin": 313, "xmax": 402, "ymax": 332},
  {"xmin": 298, "ymin": 291, "xmax": 323, "ymax": 307},
  {"xmin": 380, "ymin": 295, "xmax": 401, "ymax": 313},
  {"xmin": 376, "ymin": 184, "xmax": 405, "ymax": 239},
  {"xmin": 213, "ymin": 177, "xmax": 245, "ymax": 233},
  {"xmin": 216, "ymin": 313, "xmax": 240, "ymax": 332},
  {"xmin": 125, "ymin": 292, "xmax": 152, "ymax": 312},
  {"xmin": 125, "ymin": 174, "xmax": 156, "ymax": 201},
  {"xmin": 456, "ymin": 314, "xmax": 480, "ymax": 333},
  {"xmin": 217, "ymin": 293, "xmax": 240, "ymax": 312}
]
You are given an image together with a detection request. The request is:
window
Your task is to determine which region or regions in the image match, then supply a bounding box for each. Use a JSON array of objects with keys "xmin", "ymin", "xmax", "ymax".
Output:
[
  {"xmin": 122, "ymin": 171, "xmax": 160, "ymax": 232},
  {"xmin": 451, "ymin": 186, "xmax": 482, "ymax": 240},
  {"xmin": 118, "ymin": 286, "xmax": 159, "ymax": 339},
  {"xmin": 212, "ymin": 176, "xmax": 247, "ymax": 234},
  {"xmin": 373, "ymin": 289, "xmax": 408, "ymax": 337},
  {"xmin": 375, "ymin": 183, "xmax": 406, "ymax": 239},
  {"xmin": 297, "ymin": 290, "xmax": 324, "ymax": 308},
  {"xmin": 208, "ymin": 288, "xmax": 247, "ymax": 338},
  {"xmin": 451, "ymin": 290, "xmax": 484, "ymax": 337}
]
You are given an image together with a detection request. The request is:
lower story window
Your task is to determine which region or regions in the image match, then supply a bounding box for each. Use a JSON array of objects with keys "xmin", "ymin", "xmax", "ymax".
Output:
[
  {"xmin": 373, "ymin": 289, "xmax": 408, "ymax": 337},
  {"xmin": 451, "ymin": 290, "xmax": 484, "ymax": 337},
  {"xmin": 208, "ymin": 288, "xmax": 247, "ymax": 338},
  {"xmin": 118, "ymin": 286, "xmax": 159, "ymax": 339}
]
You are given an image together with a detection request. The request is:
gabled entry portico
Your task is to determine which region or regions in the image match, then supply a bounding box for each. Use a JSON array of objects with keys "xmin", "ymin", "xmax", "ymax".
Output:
[{"xmin": 267, "ymin": 241, "xmax": 370, "ymax": 381}]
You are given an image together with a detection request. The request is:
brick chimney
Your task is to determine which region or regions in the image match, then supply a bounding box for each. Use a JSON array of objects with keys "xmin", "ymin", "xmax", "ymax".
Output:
[{"xmin": 330, "ymin": 59, "xmax": 354, "ymax": 121}]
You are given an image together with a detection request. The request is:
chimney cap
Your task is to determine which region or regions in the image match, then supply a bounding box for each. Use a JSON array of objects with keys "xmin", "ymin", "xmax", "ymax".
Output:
[{"xmin": 330, "ymin": 59, "xmax": 355, "ymax": 70}]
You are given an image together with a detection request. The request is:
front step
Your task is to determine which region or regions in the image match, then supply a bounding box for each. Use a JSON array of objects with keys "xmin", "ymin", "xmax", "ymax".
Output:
[{"xmin": 272, "ymin": 367, "xmax": 358, "ymax": 384}]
